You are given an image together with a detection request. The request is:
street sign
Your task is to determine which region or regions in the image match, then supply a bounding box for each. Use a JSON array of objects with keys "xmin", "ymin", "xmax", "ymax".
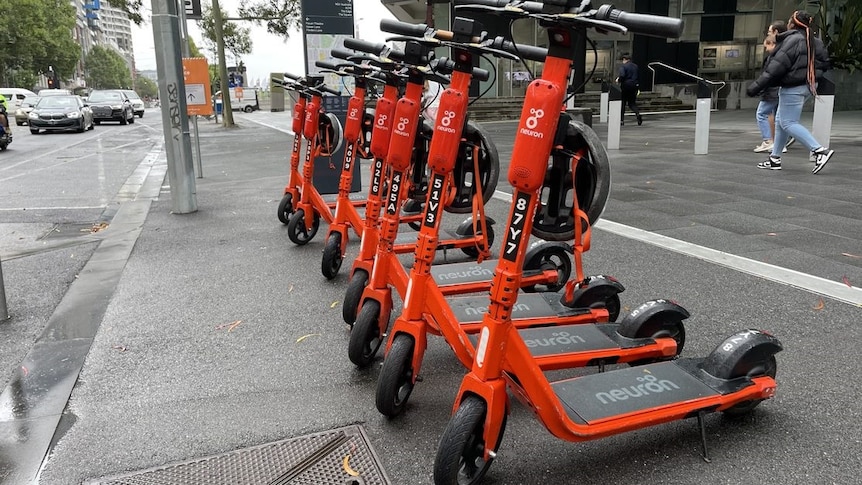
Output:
[
  {"xmin": 185, "ymin": 0, "xmax": 202, "ymax": 20},
  {"xmin": 182, "ymin": 57, "xmax": 213, "ymax": 116}
]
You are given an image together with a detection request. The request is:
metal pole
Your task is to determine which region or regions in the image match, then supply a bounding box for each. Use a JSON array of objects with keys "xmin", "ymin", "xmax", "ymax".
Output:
[
  {"xmin": 600, "ymin": 81, "xmax": 609, "ymax": 123},
  {"xmin": 0, "ymin": 257, "xmax": 8, "ymax": 321},
  {"xmin": 152, "ymin": 0, "xmax": 198, "ymax": 213},
  {"xmin": 607, "ymin": 84, "xmax": 622, "ymax": 150},
  {"xmin": 177, "ymin": 1, "xmax": 204, "ymax": 179},
  {"xmin": 812, "ymin": 77, "xmax": 835, "ymax": 149}
]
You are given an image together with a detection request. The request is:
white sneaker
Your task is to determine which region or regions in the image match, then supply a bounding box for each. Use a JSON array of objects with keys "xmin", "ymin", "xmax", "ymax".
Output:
[
  {"xmin": 782, "ymin": 137, "xmax": 796, "ymax": 153},
  {"xmin": 753, "ymin": 141, "xmax": 774, "ymax": 153}
]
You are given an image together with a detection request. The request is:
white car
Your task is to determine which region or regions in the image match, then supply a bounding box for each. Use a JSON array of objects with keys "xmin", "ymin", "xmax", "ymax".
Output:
[{"xmin": 121, "ymin": 90, "xmax": 146, "ymax": 118}]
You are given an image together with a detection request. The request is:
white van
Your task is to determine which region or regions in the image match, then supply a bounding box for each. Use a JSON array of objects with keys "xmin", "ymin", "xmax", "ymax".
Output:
[
  {"xmin": 0, "ymin": 88, "xmax": 38, "ymax": 109},
  {"xmin": 225, "ymin": 87, "xmax": 259, "ymax": 112}
]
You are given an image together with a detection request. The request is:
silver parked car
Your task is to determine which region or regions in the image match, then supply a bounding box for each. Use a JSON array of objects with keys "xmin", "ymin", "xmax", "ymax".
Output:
[{"xmin": 121, "ymin": 89, "xmax": 146, "ymax": 118}]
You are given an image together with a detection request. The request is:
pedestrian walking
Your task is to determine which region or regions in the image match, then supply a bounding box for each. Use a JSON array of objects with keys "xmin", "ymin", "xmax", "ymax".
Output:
[
  {"xmin": 616, "ymin": 53, "xmax": 642, "ymax": 126},
  {"xmin": 753, "ymin": 34, "xmax": 779, "ymax": 153},
  {"xmin": 746, "ymin": 10, "xmax": 833, "ymax": 173}
]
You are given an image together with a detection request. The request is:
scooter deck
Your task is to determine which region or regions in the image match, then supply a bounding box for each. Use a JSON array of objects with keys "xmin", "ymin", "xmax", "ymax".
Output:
[
  {"xmin": 431, "ymin": 260, "xmax": 497, "ymax": 287},
  {"xmin": 550, "ymin": 360, "xmax": 720, "ymax": 424},
  {"xmin": 449, "ymin": 293, "xmax": 589, "ymax": 325}
]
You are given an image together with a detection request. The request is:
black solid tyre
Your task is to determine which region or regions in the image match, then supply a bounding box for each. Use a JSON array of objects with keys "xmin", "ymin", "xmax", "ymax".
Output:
[
  {"xmin": 342, "ymin": 270, "xmax": 368, "ymax": 325},
  {"xmin": 77, "ymin": 120, "xmax": 85, "ymax": 133},
  {"xmin": 376, "ymin": 334, "xmax": 415, "ymax": 417},
  {"xmin": 348, "ymin": 300, "xmax": 383, "ymax": 367},
  {"xmin": 627, "ymin": 317, "xmax": 685, "ymax": 366},
  {"xmin": 723, "ymin": 356, "xmax": 778, "ymax": 417},
  {"xmin": 522, "ymin": 245, "xmax": 572, "ymax": 293},
  {"xmin": 277, "ymin": 193, "xmax": 293, "ymax": 224},
  {"xmin": 321, "ymin": 232, "xmax": 343, "ymax": 279},
  {"xmin": 287, "ymin": 209, "xmax": 320, "ymax": 245},
  {"xmin": 460, "ymin": 223, "xmax": 495, "ymax": 258},
  {"xmin": 531, "ymin": 120, "xmax": 611, "ymax": 241},
  {"xmin": 433, "ymin": 396, "xmax": 503, "ymax": 485},
  {"xmin": 243, "ymin": 105, "xmax": 254, "ymax": 113},
  {"xmin": 445, "ymin": 121, "xmax": 500, "ymax": 214}
]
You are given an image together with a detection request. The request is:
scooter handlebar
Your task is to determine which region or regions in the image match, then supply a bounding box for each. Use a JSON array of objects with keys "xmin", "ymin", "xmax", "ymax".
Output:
[
  {"xmin": 343, "ymin": 37, "xmax": 387, "ymax": 56},
  {"xmin": 330, "ymin": 48, "xmax": 356, "ymax": 60},
  {"xmin": 319, "ymin": 85, "xmax": 341, "ymax": 96},
  {"xmin": 284, "ymin": 71, "xmax": 303, "ymax": 81},
  {"xmin": 380, "ymin": 18, "xmax": 430, "ymax": 38},
  {"xmin": 594, "ymin": 5, "xmax": 684, "ymax": 38},
  {"xmin": 315, "ymin": 61, "xmax": 339, "ymax": 71},
  {"xmin": 492, "ymin": 38, "xmax": 547, "ymax": 62}
]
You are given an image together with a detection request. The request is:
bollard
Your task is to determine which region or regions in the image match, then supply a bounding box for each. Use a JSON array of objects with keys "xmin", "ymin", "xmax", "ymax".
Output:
[
  {"xmin": 599, "ymin": 81, "xmax": 609, "ymax": 123},
  {"xmin": 694, "ymin": 80, "xmax": 712, "ymax": 155},
  {"xmin": 812, "ymin": 77, "xmax": 835, "ymax": 149},
  {"xmin": 606, "ymin": 83, "xmax": 621, "ymax": 150},
  {"xmin": 1, "ymin": 257, "xmax": 8, "ymax": 320}
]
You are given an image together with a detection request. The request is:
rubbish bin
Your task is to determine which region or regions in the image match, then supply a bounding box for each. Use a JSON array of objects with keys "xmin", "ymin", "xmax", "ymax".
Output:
[{"xmin": 215, "ymin": 100, "xmax": 223, "ymax": 115}]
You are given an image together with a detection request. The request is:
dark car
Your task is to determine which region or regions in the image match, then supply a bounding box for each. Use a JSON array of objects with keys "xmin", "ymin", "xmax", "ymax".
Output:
[
  {"xmin": 86, "ymin": 90, "xmax": 135, "ymax": 125},
  {"xmin": 28, "ymin": 95, "xmax": 94, "ymax": 134}
]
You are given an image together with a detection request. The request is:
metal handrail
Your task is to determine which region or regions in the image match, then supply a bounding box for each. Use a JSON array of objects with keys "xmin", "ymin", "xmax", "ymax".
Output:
[{"xmin": 647, "ymin": 61, "xmax": 727, "ymax": 109}]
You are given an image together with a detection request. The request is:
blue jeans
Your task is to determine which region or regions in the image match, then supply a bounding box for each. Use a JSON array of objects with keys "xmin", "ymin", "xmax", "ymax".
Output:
[
  {"xmin": 755, "ymin": 99, "xmax": 777, "ymax": 140},
  {"xmin": 771, "ymin": 84, "xmax": 824, "ymax": 157}
]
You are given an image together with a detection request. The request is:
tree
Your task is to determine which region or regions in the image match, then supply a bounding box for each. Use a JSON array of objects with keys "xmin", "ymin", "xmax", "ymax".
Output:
[
  {"xmin": 811, "ymin": 0, "xmax": 862, "ymax": 72},
  {"xmin": 0, "ymin": 0, "xmax": 79, "ymax": 88},
  {"xmin": 198, "ymin": 4, "xmax": 253, "ymax": 64},
  {"xmin": 134, "ymin": 75, "xmax": 159, "ymax": 98},
  {"xmin": 85, "ymin": 46, "xmax": 133, "ymax": 89}
]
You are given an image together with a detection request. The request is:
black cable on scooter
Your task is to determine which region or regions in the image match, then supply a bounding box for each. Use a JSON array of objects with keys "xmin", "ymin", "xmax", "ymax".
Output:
[
  {"xmin": 467, "ymin": 53, "xmax": 498, "ymax": 106},
  {"xmin": 563, "ymin": 36, "xmax": 599, "ymax": 105}
]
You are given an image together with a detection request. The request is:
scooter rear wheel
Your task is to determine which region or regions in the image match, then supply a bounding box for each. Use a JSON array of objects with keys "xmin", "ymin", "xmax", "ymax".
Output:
[
  {"xmin": 722, "ymin": 356, "xmax": 777, "ymax": 417},
  {"xmin": 376, "ymin": 334, "xmax": 415, "ymax": 417},
  {"xmin": 348, "ymin": 300, "xmax": 383, "ymax": 367},
  {"xmin": 460, "ymin": 223, "xmax": 494, "ymax": 258},
  {"xmin": 287, "ymin": 208, "xmax": 320, "ymax": 245},
  {"xmin": 342, "ymin": 270, "xmax": 369, "ymax": 325},
  {"xmin": 321, "ymin": 232, "xmax": 343, "ymax": 279},
  {"xmin": 277, "ymin": 193, "xmax": 293, "ymax": 224},
  {"xmin": 434, "ymin": 396, "xmax": 504, "ymax": 485}
]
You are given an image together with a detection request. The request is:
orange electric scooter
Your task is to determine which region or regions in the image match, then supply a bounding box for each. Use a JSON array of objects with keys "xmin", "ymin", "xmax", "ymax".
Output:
[
  {"xmin": 432, "ymin": 4, "xmax": 782, "ymax": 484},
  {"xmin": 339, "ymin": 40, "xmax": 583, "ymax": 328},
  {"xmin": 368, "ymin": 17, "xmax": 688, "ymax": 418}
]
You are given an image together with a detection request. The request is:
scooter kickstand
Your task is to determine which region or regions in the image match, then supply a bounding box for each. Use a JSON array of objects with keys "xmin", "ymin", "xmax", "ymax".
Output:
[{"xmin": 697, "ymin": 411, "xmax": 711, "ymax": 463}]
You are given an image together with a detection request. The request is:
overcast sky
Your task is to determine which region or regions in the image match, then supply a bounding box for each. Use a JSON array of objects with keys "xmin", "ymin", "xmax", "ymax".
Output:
[{"xmin": 131, "ymin": 0, "xmax": 395, "ymax": 86}]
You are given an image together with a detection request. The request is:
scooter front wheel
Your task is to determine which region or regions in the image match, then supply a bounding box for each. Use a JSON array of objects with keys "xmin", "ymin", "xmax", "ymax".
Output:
[
  {"xmin": 460, "ymin": 222, "xmax": 495, "ymax": 258},
  {"xmin": 434, "ymin": 396, "xmax": 504, "ymax": 485},
  {"xmin": 348, "ymin": 300, "xmax": 383, "ymax": 367},
  {"xmin": 342, "ymin": 270, "xmax": 369, "ymax": 325},
  {"xmin": 522, "ymin": 244, "xmax": 572, "ymax": 293},
  {"xmin": 376, "ymin": 334, "xmax": 415, "ymax": 417},
  {"xmin": 287, "ymin": 208, "xmax": 320, "ymax": 245},
  {"xmin": 277, "ymin": 193, "xmax": 294, "ymax": 224},
  {"xmin": 321, "ymin": 232, "xmax": 343, "ymax": 279}
]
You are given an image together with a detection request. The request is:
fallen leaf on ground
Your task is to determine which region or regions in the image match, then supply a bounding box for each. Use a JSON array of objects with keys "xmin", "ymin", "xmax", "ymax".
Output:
[
  {"xmin": 112, "ymin": 345, "xmax": 128, "ymax": 352},
  {"xmin": 216, "ymin": 320, "xmax": 243, "ymax": 331},
  {"xmin": 841, "ymin": 252, "xmax": 861, "ymax": 259},
  {"xmin": 767, "ymin": 233, "xmax": 777, "ymax": 236},
  {"xmin": 289, "ymin": 285, "xmax": 294, "ymax": 293},
  {"xmin": 331, "ymin": 301, "xmax": 339, "ymax": 308},
  {"xmin": 342, "ymin": 454, "xmax": 360, "ymax": 477},
  {"xmin": 813, "ymin": 299, "xmax": 825, "ymax": 311},
  {"xmin": 91, "ymin": 222, "xmax": 109, "ymax": 233},
  {"xmin": 296, "ymin": 333, "xmax": 320, "ymax": 343},
  {"xmin": 842, "ymin": 276, "xmax": 852, "ymax": 288}
]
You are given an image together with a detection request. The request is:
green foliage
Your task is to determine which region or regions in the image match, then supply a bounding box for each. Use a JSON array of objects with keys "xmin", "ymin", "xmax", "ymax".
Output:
[
  {"xmin": 238, "ymin": 0, "xmax": 302, "ymax": 37},
  {"xmin": 134, "ymin": 75, "xmax": 159, "ymax": 98},
  {"xmin": 85, "ymin": 45, "xmax": 133, "ymax": 89},
  {"xmin": 811, "ymin": 0, "xmax": 862, "ymax": 72},
  {"xmin": 0, "ymin": 0, "xmax": 79, "ymax": 88},
  {"xmin": 198, "ymin": 4, "xmax": 254, "ymax": 62}
]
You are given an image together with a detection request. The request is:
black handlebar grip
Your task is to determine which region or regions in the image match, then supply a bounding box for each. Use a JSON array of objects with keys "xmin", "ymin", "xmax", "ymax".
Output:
[
  {"xmin": 315, "ymin": 61, "xmax": 339, "ymax": 71},
  {"xmin": 321, "ymin": 85, "xmax": 341, "ymax": 96},
  {"xmin": 471, "ymin": 66, "xmax": 490, "ymax": 82},
  {"xmin": 284, "ymin": 71, "xmax": 302, "ymax": 81},
  {"xmin": 331, "ymin": 48, "xmax": 356, "ymax": 60},
  {"xmin": 343, "ymin": 37, "xmax": 387, "ymax": 55},
  {"xmin": 493, "ymin": 38, "xmax": 547, "ymax": 63},
  {"xmin": 595, "ymin": 5, "xmax": 684, "ymax": 38},
  {"xmin": 380, "ymin": 18, "xmax": 429, "ymax": 37},
  {"xmin": 454, "ymin": 0, "xmax": 509, "ymax": 7}
]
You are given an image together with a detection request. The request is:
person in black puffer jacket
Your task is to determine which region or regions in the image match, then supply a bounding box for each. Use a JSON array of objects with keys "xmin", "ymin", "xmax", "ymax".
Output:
[{"xmin": 746, "ymin": 10, "xmax": 834, "ymax": 173}]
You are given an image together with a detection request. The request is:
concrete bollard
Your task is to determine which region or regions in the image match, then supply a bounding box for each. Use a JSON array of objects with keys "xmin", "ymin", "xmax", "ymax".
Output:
[
  {"xmin": 812, "ymin": 77, "xmax": 835, "ymax": 149},
  {"xmin": 694, "ymin": 80, "xmax": 712, "ymax": 155},
  {"xmin": 600, "ymin": 81, "xmax": 609, "ymax": 123},
  {"xmin": 607, "ymin": 83, "xmax": 622, "ymax": 150}
]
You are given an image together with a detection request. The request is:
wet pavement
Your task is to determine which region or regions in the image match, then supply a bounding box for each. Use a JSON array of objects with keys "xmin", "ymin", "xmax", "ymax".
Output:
[{"xmin": 1, "ymin": 106, "xmax": 861, "ymax": 484}]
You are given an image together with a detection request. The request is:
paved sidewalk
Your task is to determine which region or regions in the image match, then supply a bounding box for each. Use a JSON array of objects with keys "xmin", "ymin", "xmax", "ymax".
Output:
[{"xmin": 1, "ymin": 107, "xmax": 861, "ymax": 484}]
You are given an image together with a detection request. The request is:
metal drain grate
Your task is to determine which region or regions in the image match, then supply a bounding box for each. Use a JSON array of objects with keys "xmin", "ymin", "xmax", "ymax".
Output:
[{"xmin": 85, "ymin": 425, "xmax": 391, "ymax": 485}]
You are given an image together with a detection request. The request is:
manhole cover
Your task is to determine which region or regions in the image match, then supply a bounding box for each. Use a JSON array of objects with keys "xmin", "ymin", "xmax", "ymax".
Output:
[{"xmin": 85, "ymin": 425, "xmax": 391, "ymax": 485}]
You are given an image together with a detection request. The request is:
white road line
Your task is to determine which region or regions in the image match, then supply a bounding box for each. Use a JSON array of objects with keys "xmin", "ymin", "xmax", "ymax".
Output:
[{"xmin": 491, "ymin": 190, "xmax": 862, "ymax": 306}]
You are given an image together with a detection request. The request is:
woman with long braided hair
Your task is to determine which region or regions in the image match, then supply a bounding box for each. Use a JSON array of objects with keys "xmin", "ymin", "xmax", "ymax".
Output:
[{"xmin": 746, "ymin": 10, "xmax": 833, "ymax": 173}]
